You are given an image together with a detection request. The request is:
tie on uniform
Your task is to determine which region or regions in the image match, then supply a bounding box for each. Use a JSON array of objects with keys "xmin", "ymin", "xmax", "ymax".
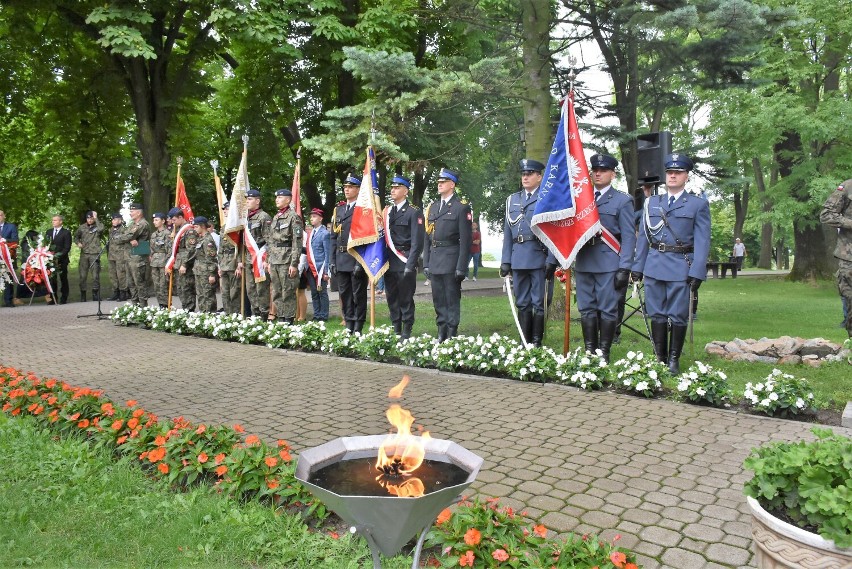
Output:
[
  {"xmin": 668, "ymin": 195, "xmax": 675, "ymax": 208},
  {"xmin": 594, "ymin": 190, "xmax": 601, "ymax": 202},
  {"xmin": 439, "ymin": 200, "xmax": 446, "ymax": 214},
  {"xmin": 390, "ymin": 205, "xmax": 398, "ymax": 221}
]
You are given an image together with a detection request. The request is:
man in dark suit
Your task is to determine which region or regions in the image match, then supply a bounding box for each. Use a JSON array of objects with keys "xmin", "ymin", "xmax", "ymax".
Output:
[
  {"xmin": 46, "ymin": 214, "xmax": 72, "ymax": 304},
  {"xmin": 0, "ymin": 209, "xmax": 19, "ymax": 307},
  {"xmin": 331, "ymin": 174, "xmax": 368, "ymax": 333},
  {"xmin": 423, "ymin": 168, "xmax": 472, "ymax": 341},
  {"xmin": 383, "ymin": 176, "xmax": 425, "ymax": 340}
]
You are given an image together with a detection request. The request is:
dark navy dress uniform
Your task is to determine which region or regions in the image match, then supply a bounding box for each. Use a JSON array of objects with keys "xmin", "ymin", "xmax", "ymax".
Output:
[
  {"xmin": 423, "ymin": 168, "xmax": 472, "ymax": 340},
  {"xmin": 384, "ymin": 176, "xmax": 425, "ymax": 339},
  {"xmin": 501, "ymin": 159, "xmax": 555, "ymax": 346},
  {"xmin": 331, "ymin": 174, "xmax": 368, "ymax": 333},
  {"xmin": 633, "ymin": 153, "xmax": 711, "ymax": 373}
]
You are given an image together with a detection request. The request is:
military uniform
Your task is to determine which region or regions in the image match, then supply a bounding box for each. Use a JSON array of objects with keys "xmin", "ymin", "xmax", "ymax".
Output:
[
  {"xmin": 218, "ymin": 231, "xmax": 240, "ymax": 315},
  {"xmin": 149, "ymin": 222, "xmax": 171, "ymax": 308},
  {"xmin": 171, "ymin": 213, "xmax": 199, "ymax": 311},
  {"xmin": 74, "ymin": 215, "xmax": 104, "ymax": 301},
  {"xmin": 113, "ymin": 206, "xmax": 151, "ymax": 306},
  {"xmin": 819, "ymin": 179, "xmax": 852, "ymax": 336},
  {"xmin": 107, "ymin": 216, "xmax": 129, "ymax": 301},
  {"xmin": 633, "ymin": 154, "xmax": 710, "ymax": 373},
  {"xmin": 191, "ymin": 218, "xmax": 219, "ymax": 313},
  {"xmin": 331, "ymin": 177, "xmax": 368, "ymax": 333},
  {"xmin": 246, "ymin": 206, "xmax": 272, "ymax": 320},
  {"xmin": 501, "ymin": 159, "xmax": 555, "ymax": 347},
  {"xmin": 573, "ymin": 154, "xmax": 636, "ymax": 360},
  {"xmin": 384, "ymin": 176, "xmax": 425, "ymax": 339},
  {"xmin": 423, "ymin": 168, "xmax": 472, "ymax": 340},
  {"xmin": 267, "ymin": 200, "xmax": 303, "ymax": 323}
]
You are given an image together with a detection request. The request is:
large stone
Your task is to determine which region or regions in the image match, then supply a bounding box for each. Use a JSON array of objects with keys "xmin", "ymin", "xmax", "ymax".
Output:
[
  {"xmin": 777, "ymin": 355, "xmax": 802, "ymax": 365},
  {"xmin": 730, "ymin": 352, "xmax": 761, "ymax": 362},
  {"xmin": 750, "ymin": 339, "xmax": 779, "ymax": 357},
  {"xmin": 705, "ymin": 343, "xmax": 727, "ymax": 357},
  {"xmin": 798, "ymin": 338, "xmax": 841, "ymax": 358}
]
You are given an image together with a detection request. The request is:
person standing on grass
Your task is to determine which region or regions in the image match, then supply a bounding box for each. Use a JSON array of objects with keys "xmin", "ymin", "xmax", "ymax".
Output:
[
  {"xmin": 733, "ymin": 238, "xmax": 746, "ymax": 270},
  {"xmin": 632, "ymin": 153, "xmax": 710, "ymax": 374},
  {"xmin": 819, "ymin": 178, "xmax": 852, "ymax": 337}
]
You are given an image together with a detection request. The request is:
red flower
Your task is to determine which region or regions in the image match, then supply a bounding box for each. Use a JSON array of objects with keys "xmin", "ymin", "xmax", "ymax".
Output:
[
  {"xmin": 463, "ymin": 528, "xmax": 481, "ymax": 546},
  {"xmin": 195, "ymin": 424, "xmax": 206, "ymax": 435},
  {"xmin": 266, "ymin": 478, "xmax": 279, "ymax": 490},
  {"xmin": 126, "ymin": 399, "xmax": 137, "ymax": 407},
  {"xmin": 625, "ymin": 564, "xmax": 638, "ymax": 569},
  {"xmin": 436, "ymin": 508, "xmax": 452, "ymax": 525},
  {"xmin": 492, "ymin": 549, "xmax": 509, "ymax": 562},
  {"xmin": 328, "ymin": 531, "xmax": 340, "ymax": 539},
  {"xmin": 610, "ymin": 551, "xmax": 627, "ymax": 567},
  {"xmin": 245, "ymin": 434, "xmax": 260, "ymax": 445},
  {"xmin": 116, "ymin": 435, "xmax": 128, "ymax": 445},
  {"xmin": 264, "ymin": 456, "xmax": 278, "ymax": 468},
  {"xmin": 233, "ymin": 424, "xmax": 245, "ymax": 433},
  {"xmin": 214, "ymin": 453, "xmax": 226, "ymax": 465},
  {"xmin": 158, "ymin": 463, "xmax": 169, "ymax": 474},
  {"xmin": 533, "ymin": 524, "xmax": 548, "ymax": 538},
  {"xmin": 279, "ymin": 449, "xmax": 292, "ymax": 462},
  {"xmin": 127, "ymin": 417, "xmax": 139, "ymax": 429},
  {"xmin": 459, "ymin": 551, "xmax": 475, "ymax": 567},
  {"xmin": 148, "ymin": 447, "xmax": 166, "ymax": 463},
  {"xmin": 197, "ymin": 452, "xmax": 209, "ymax": 464},
  {"xmin": 77, "ymin": 419, "xmax": 90, "ymax": 429},
  {"xmin": 215, "ymin": 465, "xmax": 228, "ymax": 477}
]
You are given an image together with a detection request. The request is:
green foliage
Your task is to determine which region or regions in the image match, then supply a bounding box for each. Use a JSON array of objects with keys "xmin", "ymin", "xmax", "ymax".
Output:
[{"xmin": 744, "ymin": 428, "xmax": 852, "ymax": 547}]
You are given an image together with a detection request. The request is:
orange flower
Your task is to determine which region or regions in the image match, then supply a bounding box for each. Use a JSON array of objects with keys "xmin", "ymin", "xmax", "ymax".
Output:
[
  {"xmin": 277, "ymin": 439, "xmax": 289, "ymax": 448},
  {"xmin": 34, "ymin": 405, "xmax": 43, "ymax": 415},
  {"xmin": 533, "ymin": 524, "xmax": 548, "ymax": 538},
  {"xmin": 245, "ymin": 434, "xmax": 260, "ymax": 445},
  {"xmin": 132, "ymin": 408, "xmax": 144, "ymax": 418},
  {"xmin": 69, "ymin": 413, "xmax": 80, "ymax": 420},
  {"xmin": 233, "ymin": 424, "xmax": 245, "ymax": 433},
  {"xmin": 195, "ymin": 424, "xmax": 206, "ymax": 435},
  {"xmin": 11, "ymin": 408, "xmax": 20, "ymax": 416},
  {"xmin": 266, "ymin": 478, "xmax": 279, "ymax": 490},
  {"xmin": 459, "ymin": 551, "xmax": 475, "ymax": 567},
  {"xmin": 625, "ymin": 564, "xmax": 638, "ymax": 569},
  {"xmin": 197, "ymin": 452, "xmax": 209, "ymax": 463},
  {"xmin": 610, "ymin": 551, "xmax": 627, "ymax": 567},
  {"xmin": 328, "ymin": 531, "xmax": 340, "ymax": 539},
  {"xmin": 158, "ymin": 463, "xmax": 169, "ymax": 474},
  {"xmin": 116, "ymin": 435, "xmax": 128, "ymax": 445},
  {"xmin": 154, "ymin": 435, "xmax": 167, "ymax": 446},
  {"xmin": 463, "ymin": 528, "xmax": 481, "ymax": 546},
  {"xmin": 492, "ymin": 549, "xmax": 509, "ymax": 562},
  {"xmin": 279, "ymin": 449, "xmax": 292, "ymax": 462},
  {"xmin": 27, "ymin": 389, "xmax": 37, "ymax": 396},
  {"xmin": 148, "ymin": 447, "xmax": 167, "ymax": 463},
  {"xmin": 264, "ymin": 456, "xmax": 278, "ymax": 468},
  {"xmin": 126, "ymin": 399, "xmax": 138, "ymax": 407},
  {"xmin": 436, "ymin": 508, "xmax": 452, "ymax": 525},
  {"xmin": 77, "ymin": 419, "xmax": 90, "ymax": 428},
  {"xmin": 127, "ymin": 417, "xmax": 139, "ymax": 430},
  {"xmin": 47, "ymin": 396, "xmax": 57, "ymax": 405},
  {"xmin": 111, "ymin": 419, "xmax": 124, "ymax": 431},
  {"xmin": 215, "ymin": 465, "xmax": 228, "ymax": 477},
  {"xmin": 214, "ymin": 453, "xmax": 226, "ymax": 465}
]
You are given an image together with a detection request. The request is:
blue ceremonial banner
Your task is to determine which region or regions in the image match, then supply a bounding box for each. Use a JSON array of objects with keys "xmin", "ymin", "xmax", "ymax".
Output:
[{"xmin": 347, "ymin": 146, "xmax": 388, "ymax": 283}]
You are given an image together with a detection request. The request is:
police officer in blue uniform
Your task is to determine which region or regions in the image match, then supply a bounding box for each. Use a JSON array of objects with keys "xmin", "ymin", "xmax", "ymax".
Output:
[
  {"xmin": 331, "ymin": 174, "xmax": 368, "ymax": 333},
  {"xmin": 571, "ymin": 154, "xmax": 637, "ymax": 361},
  {"xmin": 633, "ymin": 153, "xmax": 710, "ymax": 374},
  {"xmin": 500, "ymin": 158, "xmax": 555, "ymax": 346},
  {"xmin": 383, "ymin": 176, "xmax": 425, "ymax": 340},
  {"xmin": 423, "ymin": 168, "xmax": 472, "ymax": 341}
]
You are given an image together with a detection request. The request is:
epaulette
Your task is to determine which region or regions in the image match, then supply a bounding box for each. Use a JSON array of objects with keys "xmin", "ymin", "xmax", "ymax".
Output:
[
  {"xmin": 337, "ymin": 201, "xmax": 346, "ymax": 206},
  {"xmin": 459, "ymin": 198, "xmax": 468, "ymax": 205},
  {"xmin": 408, "ymin": 204, "xmax": 420, "ymax": 210}
]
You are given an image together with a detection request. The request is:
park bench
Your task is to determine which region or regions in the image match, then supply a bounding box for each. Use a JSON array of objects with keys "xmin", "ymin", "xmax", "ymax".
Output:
[{"xmin": 706, "ymin": 261, "xmax": 738, "ymax": 278}]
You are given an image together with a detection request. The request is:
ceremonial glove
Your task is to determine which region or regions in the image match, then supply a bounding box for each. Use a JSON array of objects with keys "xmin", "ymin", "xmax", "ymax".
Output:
[
  {"xmin": 403, "ymin": 268, "xmax": 415, "ymax": 277},
  {"xmin": 455, "ymin": 270, "xmax": 466, "ymax": 283},
  {"xmin": 423, "ymin": 268, "xmax": 431, "ymax": 280},
  {"xmin": 545, "ymin": 263, "xmax": 557, "ymax": 280},
  {"xmin": 687, "ymin": 276, "xmax": 702, "ymax": 292},
  {"xmin": 499, "ymin": 263, "xmax": 511, "ymax": 278},
  {"xmin": 353, "ymin": 264, "xmax": 363, "ymax": 275},
  {"xmin": 630, "ymin": 271, "xmax": 643, "ymax": 283},
  {"xmin": 614, "ymin": 268, "xmax": 630, "ymax": 291},
  {"xmin": 330, "ymin": 264, "xmax": 337, "ymax": 276}
]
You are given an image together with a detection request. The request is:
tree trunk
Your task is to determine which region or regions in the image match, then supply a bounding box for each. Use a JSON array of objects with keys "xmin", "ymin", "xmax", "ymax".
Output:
[
  {"xmin": 733, "ymin": 164, "xmax": 749, "ymax": 239},
  {"xmin": 751, "ymin": 157, "xmax": 773, "ymax": 269},
  {"xmin": 520, "ymin": 0, "xmax": 552, "ymax": 162}
]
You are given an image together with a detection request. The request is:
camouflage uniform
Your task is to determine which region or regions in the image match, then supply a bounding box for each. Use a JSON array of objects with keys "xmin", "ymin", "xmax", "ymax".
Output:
[
  {"xmin": 267, "ymin": 207, "xmax": 303, "ymax": 322},
  {"xmin": 175, "ymin": 224, "xmax": 199, "ymax": 311},
  {"xmin": 114, "ymin": 218, "xmax": 151, "ymax": 306},
  {"xmin": 149, "ymin": 227, "xmax": 172, "ymax": 307},
  {"xmin": 819, "ymin": 179, "xmax": 852, "ymax": 336},
  {"xmin": 193, "ymin": 232, "xmax": 219, "ymax": 313},
  {"xmin": 107, "ymin": 223, "xmax": 129, "ymax": 298},
  {"xmin": 246, "ymin": 209, "xmax": 272, "ymax": 319},
  {"xmin": 218, "ymin": 235, "xmax": 240, "ymax": 314},
  {"xmin": 75, "ymin": 220, "xmax": 104, "ymax": 299}
]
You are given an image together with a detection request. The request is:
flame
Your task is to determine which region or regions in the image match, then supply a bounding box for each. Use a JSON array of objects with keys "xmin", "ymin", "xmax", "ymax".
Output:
[
  {"xmin": 388, "ymin": 375, "xmax": 409, "ymax": 399},
  {"xmin": 379, "ymin": 477, "xmax": 426, "ymax": 497},
  {"xmin": 375, "ymin": 378, "xmax": 431, "ymax": 496}
]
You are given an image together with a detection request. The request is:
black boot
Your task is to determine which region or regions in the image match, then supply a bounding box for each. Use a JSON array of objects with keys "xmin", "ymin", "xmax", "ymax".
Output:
[
  {"xmin": 393, "ymin": 321, "xmax": 402, "ymax": 336},
  {"xmin": 531, "ymin": 312, "xmax": 545, "ymax": 347},
  {"xmin": 447, "ymin": 325, "xmax": 458, "ymax": 339},
  {"xmin": 598, "ymin": 319, "xmax": 617, "ymax": 362},
  {"xmin": 107, "ymin": 289, "xmax": 120, "ymax": 301},
  {"xmin": 580, "ymin": 315, "xmax": 599, "ymax": 354},
  {"xmin": 437, "ymin": 325, "xmax": 447, "ymax": 342},
  {"xmin": 650, "ymin": 320, "xmax": 668, "ymax": 363},
  {"xmin": 668, "ymin": 324, "xmax": 687, "ymax": 375},
  {"xmin": 518, "ymin": 310, "xmax": 533, "ymax": 345},
  {"xmin": 354, "ymin": 320, "xmax": 365, "ymax": 334},
  {"xmin": 401, "ymin": 321, "xmax": 413, "ymax": 340},
  {"xmin": 121, "ymin": 289, "xmax": 130, "ymax": 301},
  {"xmin": 80, "ymin": 291, "xmax": 87, "ymax": 303},
  {"xmin": 259, "ymin": 312, "xmax": 269, "ymax": 322},
  {"xmin": 92, "ymin": 290, "xmax": 99, "ymax": 301}
]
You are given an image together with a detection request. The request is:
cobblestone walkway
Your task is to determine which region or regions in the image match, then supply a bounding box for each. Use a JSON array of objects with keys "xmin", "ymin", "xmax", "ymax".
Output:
[{"xmin": 2, "ymin": 303, "xmax": 847, "ymax": 568}]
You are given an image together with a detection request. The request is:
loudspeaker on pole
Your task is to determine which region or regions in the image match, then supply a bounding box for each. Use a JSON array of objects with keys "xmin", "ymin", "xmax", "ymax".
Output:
[{"xmin": 636, "ymin": 131, "xmax": 672, "ymax": 184}]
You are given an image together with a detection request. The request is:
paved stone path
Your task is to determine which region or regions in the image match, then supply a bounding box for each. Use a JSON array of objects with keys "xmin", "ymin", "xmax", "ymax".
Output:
[{"xmin": 2, "ymin": 302, "xmax": 847, "ymax": 568}]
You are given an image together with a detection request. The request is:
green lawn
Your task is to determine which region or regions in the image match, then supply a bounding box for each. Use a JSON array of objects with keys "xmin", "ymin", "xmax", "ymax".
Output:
[{"xmin": 0, "ymin": 413, "xmax": 412, "ymax": 569}]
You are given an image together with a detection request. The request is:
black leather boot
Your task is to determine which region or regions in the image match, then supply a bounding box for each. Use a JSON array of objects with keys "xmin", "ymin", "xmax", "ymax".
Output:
[
  {"xmin": 447, "ymin": 325, "xmax": 458, "ymax": 339},
  {"xmin": 517, "ymin": 310, "xmax": 532, "ymax": 345},
  {"xmin": 354, "ymin": 320, "xmax": 365, "ymax": 334},
  {"xmin": 401, "ymin": 321, "xmax": 413, "ymax": 340},
  {"xmin": 393, "ymin": 320, "xmax": 402, "ymax": 336},
  {"xmin": 650, "ymin": 320, "xmax": 668, "ymax": 363},
  {"xmin": 531, "ymin": 312, "xmax": 545, "ymax": 347},
  {"xmin": 80, "ymin": 291, "xmax": 87, "ymax": 303},
  {"xmin": 668, "ymin": 324, "xmax": 687, "ymax": 375},
  {"xmin": 107, "ymin": 289, "xmax": 120, "ymax": 301},
  {"xmin": 437, "ymin": 326, "xmax": 447, "ymax": 342},
  {"xmin": 121, "ymin": 289, "xmax": 130, "ymax": 301},
  {"xmin": 580, "ymin": 315, "xmax": 599, "ymax": 354},
  {"xmin": 598, "ymin": 319, "xmax": 617, "ymax": 362}
]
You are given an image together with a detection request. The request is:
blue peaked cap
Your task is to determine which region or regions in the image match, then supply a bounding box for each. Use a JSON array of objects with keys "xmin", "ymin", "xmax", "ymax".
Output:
[
  {"xmin": 590, "ymin": 154, "xmax": 618, "ymax": 170},
  {"xmin": 664, "ymin": 153, "xmax": 694, "ymax": 172},
  {"xmin": 519, "ymin": 159, "xmax": 545, "ymax": 173},
  {"xmin": 344, "ymin": 174, "xmax": 362, "ymax": 186},
  {"xmin": 437, "ymin": 168, "xmax": 459, "ymax": 184},
  {"xmin": 391, "ymin": 176, "xmax": 411, "ymax": 188}
]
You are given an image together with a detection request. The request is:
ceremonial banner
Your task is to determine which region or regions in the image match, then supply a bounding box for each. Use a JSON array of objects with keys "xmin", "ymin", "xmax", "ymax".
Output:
[
  {"xmin": 0, "ymin": 238, "xmax": 20, "ymax": 285},
  {"xmin": 165, "ymin": 223, "xmax": 193, "ymax": 272},
  {"xmin": 224, "ymin": 148, "xmax": 249, "ymax": 247},
  {"xmin": 175, "ymin": 174, "xmax": 195, "ymax": 223},
  {"xmin": 530, "ymin": 94, "xmax": 601, "ymax": 268},
  {"xmin": 291, "ymin": 155, "xmax": 302, "ymax": 218},
  {"xmin": 347, "ymin": 146, "xmax": 388, "ymax": 282}
]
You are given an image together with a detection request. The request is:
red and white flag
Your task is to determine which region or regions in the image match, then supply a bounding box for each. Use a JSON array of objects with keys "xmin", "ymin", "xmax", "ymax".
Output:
[
  {"xmin": 291, "ymin": 153, "xmax": 302, "ymax": 218},
  {"xmin": 165, "ymin": 223, "xmax": 193, "ymax": 272},
  {"xmin": 175, "ymin": 173, "xmax": 194, "ymax": 223}
]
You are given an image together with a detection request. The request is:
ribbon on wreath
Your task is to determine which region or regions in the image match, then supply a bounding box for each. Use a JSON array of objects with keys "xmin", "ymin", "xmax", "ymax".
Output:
[
  {"xmin": 0, "ymin": 238, "xmax": 20, "ymax": 285},
  {"xmin": 24, "ymin": 246, "xmax": 54, "ymax": 294}
]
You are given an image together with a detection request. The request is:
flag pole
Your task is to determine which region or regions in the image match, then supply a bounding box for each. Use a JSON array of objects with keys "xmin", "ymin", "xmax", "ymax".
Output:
[
  {"xmin": 240, "ymin": 135, "xmax": 248, "ymax": 318},
  {"xmin": 167, "ymin": 156, "xmax": 182, "ymax": 310},
  {"xmin": 369, "ymin": 113, "xmax": 377, "ymax": 330},
  {"xmin": 293, "ymin": 148, "xmax": 301, "ymax": 318},
  {"xmin": 212, "ymin": 160, "xmax": 224, "ymax": 228},
  {"xmin": 561, "ymin": 61, "xmax": 578, "ymax": 355}
]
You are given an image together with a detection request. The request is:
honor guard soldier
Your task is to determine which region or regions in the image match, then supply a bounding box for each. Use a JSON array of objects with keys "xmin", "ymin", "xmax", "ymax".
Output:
[
  {"xmin": 267, "ymin": 189, "xmax": 303, "ymax": 324},
  {"xmin": 74, "ymin": 211, "xmax": 104, "ymax": 302},
  {"xmin": 113, "ymin": 203, "xmax": 151, "ymax": 306},
  {"xmin": 241, "ymin": 189, "xmax": 272, "ymax": 321},
  {"xmin": 633, "ymin": 153, "xmax": 710, "ymax": 373},
  {"xmin": 331, "ymin": 174, "xmax": 369, "ymax": 333},
  {"xmin": 191, "ymin": 216, "xmax": 219, "ymax": 313},
  {"xmin": 106, "ymin": 213, "xmax": 128, "ymax": 301},
  {"xmin": 383, "ymin": 176, "xmax": 425, "ymax": 339},
  {"xmin": 572, "ymin": 154, "xmax": 636, "ymax": 361},
  {"xmin": 149, "ymin": 212, "xmax": 172, "ymax": 308},
  {"xmin": 820, "ymin": 179, "xmax": 852, "ymax": 336},
  {"xmin": 167, "ymin": 207, "xmax": 198, "ymax": 311},
  {"xmin": 423, "ymin": 168, "xmax": 472, "ymax": 341},
  {"xmin": 218, "ymin": 203, "xmax": 240, "ymax": 314},
  {"xmin": 500, "ymin": 159, "xmax": 555, "ymax": 347}
]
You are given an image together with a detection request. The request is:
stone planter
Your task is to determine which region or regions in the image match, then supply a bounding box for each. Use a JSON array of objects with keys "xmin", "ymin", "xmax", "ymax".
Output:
[{"xmin": 747, "ymin": 496, "xmax": 852, "ymax": 568}]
